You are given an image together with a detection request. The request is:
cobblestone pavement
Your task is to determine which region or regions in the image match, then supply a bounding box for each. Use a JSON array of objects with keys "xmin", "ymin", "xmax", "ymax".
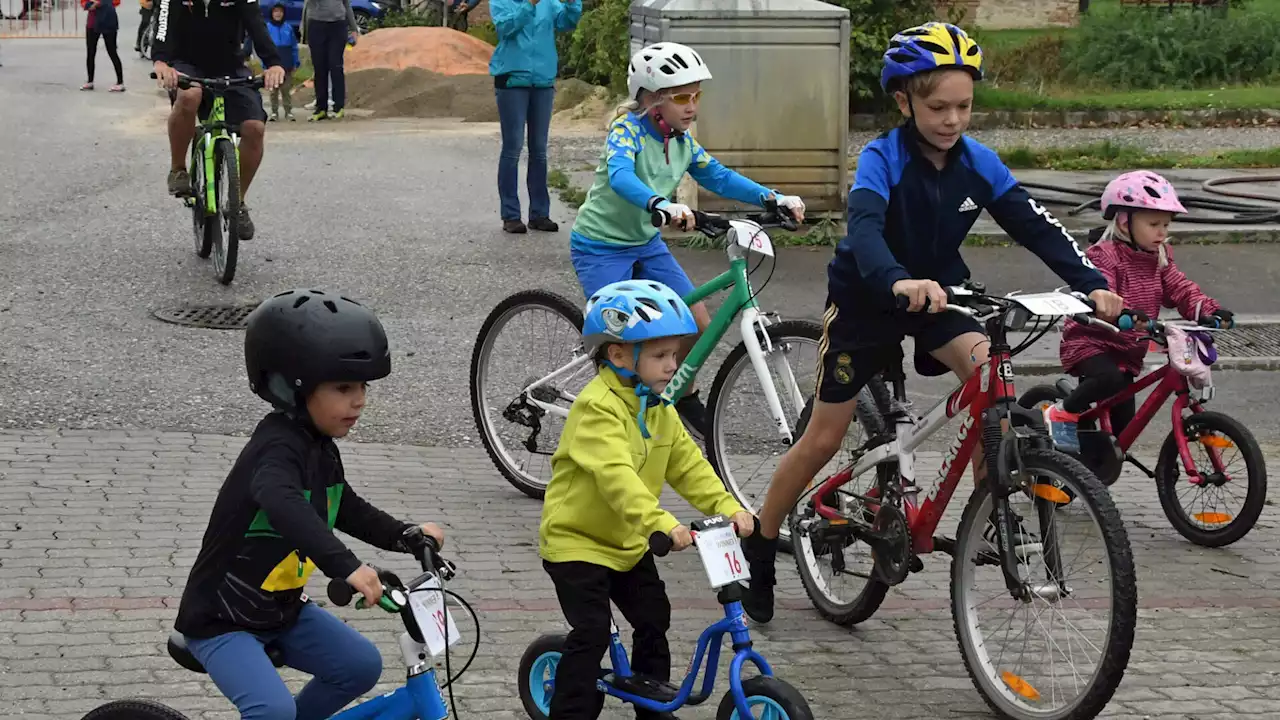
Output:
[{"xmin": 1, "ymin": 430, "xmax": 1277, "ymax": 719}]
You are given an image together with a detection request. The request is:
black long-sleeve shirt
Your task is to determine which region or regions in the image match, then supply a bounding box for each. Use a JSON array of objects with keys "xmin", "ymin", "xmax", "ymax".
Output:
[
  {"xmin": 152, "ymin": 0, "xmax": 281, "ymax": 75},
  {"xmin": 175, "ymin": 412, "xmax": 412, "ymax": 638}
]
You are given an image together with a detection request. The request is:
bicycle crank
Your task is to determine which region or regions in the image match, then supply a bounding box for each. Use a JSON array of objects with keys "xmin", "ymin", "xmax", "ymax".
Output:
[{"xmin": 868, "ymin": 505, "xmax": 914, "ymax": 585}]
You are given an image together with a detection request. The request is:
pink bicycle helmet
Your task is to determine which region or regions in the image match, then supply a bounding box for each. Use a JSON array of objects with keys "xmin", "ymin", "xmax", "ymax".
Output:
[{"xmin": 1100, "ymin": 170, "xmax": 1187, "ymax": 219}]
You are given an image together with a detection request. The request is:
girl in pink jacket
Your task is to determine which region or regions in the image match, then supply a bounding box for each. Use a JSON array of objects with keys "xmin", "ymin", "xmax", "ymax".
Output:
[{"xmin": 1044, "ymin": 171, "xmax": 1234, "ymax": 451}]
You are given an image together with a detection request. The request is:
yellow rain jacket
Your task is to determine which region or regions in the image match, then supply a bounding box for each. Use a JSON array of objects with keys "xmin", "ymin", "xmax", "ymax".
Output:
[{"xmin": 539, "ymin": 365, "xmax": 746, "ymax": 571}]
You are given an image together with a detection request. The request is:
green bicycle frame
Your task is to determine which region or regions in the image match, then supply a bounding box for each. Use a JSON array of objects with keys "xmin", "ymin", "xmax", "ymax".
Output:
[{"xmin": 190, "ymin": 94, "xmax": 238, "ymax": 215}]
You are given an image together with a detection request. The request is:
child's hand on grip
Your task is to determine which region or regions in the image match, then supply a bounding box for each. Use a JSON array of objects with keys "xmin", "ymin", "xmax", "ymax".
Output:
[
  {"xmin": 669, "ymin": 524, "xmax": 693, "ymax": 551},
  {"xmin": 731, "ymin": 511, "xmax": 756, "ymax": 538}
]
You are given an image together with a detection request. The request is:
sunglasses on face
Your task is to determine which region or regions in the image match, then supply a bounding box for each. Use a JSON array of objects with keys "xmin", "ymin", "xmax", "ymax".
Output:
[{"xmin": 665, "ymin": 90, "xmax": 702, "ymax": 105}]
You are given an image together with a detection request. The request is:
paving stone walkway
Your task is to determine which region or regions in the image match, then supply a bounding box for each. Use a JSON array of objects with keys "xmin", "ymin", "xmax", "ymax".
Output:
[{"xmin": 1, "ymin": 430, "xmax": 1277, "ymax": 719}]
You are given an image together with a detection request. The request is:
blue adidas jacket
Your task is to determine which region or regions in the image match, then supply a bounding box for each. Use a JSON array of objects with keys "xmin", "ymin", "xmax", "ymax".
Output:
[{"xmin": 830, "ymin": 127, "xmax": 1107, "ymax": 309}]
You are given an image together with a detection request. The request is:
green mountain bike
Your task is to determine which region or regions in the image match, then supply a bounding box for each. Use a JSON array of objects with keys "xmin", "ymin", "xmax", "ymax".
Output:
[{"xmin": 153, "ymin": 71, "xmax": 263, "ymax": 285}]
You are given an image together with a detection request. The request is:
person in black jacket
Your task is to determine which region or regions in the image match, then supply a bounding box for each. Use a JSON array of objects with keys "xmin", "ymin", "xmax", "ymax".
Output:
[
  {"xmin": 175, "ymin": 288, "xmax": 445, "ymax": 720},
  {"xmin": 151, "ymin": 0, "xmax": 285, "ymax": 242}
]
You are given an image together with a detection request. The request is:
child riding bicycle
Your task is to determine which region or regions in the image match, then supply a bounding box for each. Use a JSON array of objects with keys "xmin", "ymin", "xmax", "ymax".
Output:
[
  {"xmin": 569, "ymin": 41, "xmax": 807, "ymax": 437},
  {"xmin": 173, "ymin": 289, "xmax": 446, "ymax": 720},
  {"xmin": 539, "ymin": 279, "xmax": 757, "ymax": 720},
  {"xmin": 736, "ymin": 21, "xmax": 1125, "ymax": 624},
  {"xmin": 1044, "ymin": 170, "xmax": 1234, "ymax": 451}
]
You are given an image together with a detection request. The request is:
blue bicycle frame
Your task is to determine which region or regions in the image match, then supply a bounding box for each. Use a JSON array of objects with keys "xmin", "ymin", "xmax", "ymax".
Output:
[
  {"xmin": 330, "ymin": 667, "xmax": 449, "ymax": 720},
  {"xmin": 598, "ymin": 588, "xmax": 773, "ymax": 719}
]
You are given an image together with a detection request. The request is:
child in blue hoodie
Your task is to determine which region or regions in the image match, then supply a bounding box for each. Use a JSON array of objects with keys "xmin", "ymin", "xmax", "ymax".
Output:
[{"xmin": 266, "ymin": 2, "xmax": 300, "ymax": 121}]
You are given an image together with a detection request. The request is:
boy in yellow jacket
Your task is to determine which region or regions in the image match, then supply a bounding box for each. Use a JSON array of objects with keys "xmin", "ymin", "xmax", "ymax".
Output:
[{"xmin": 539, "ymin": 279, "xmax": 755, "ymax": 720}]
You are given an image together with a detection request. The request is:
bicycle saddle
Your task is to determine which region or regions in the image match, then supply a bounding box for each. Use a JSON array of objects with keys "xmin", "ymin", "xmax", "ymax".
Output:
[{"xmin": 167, "ymin": 629, "xmax": 286, "ymax": 673}]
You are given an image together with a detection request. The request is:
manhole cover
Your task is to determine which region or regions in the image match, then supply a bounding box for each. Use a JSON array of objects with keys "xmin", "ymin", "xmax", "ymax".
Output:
[
  {"xmin": 153, "ymin": 303, "xmax": 260, "ymax": 329},
  {"xmin": 1210, "ymin": 324, "xmax": 1280, "ymax": 358}
]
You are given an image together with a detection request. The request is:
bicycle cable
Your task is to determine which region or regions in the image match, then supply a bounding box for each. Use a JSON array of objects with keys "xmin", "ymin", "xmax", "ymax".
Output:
[{"xmin": 408, "ymin": 583, "xmax": 482, "ymax": 717}]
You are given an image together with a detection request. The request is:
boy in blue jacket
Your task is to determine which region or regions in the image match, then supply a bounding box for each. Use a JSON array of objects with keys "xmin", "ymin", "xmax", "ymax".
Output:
[
  {"xmin": 266, "ymin": 2, "xmax": 300, "ymax": 121},
  {"xmin": 737, "ymin": 22, "xmax": 1125, "ymax": 624}
]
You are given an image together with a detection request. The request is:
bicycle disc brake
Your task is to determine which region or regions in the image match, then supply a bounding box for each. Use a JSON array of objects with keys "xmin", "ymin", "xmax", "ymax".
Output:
[{"xmin": 869, "ymin": 505, "xmax": 911, "ymax": 586}]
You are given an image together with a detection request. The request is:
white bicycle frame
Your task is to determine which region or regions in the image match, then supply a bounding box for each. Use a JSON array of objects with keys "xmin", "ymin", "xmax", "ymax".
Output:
[{"xmin": 514, "ymin": 222, "xmax": 807, "ymax": 441}]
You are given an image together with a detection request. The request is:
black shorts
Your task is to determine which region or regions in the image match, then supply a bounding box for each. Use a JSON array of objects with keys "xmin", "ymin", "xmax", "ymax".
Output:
[
  {"xmin": 168, "ymin": 61, "xmax": 267, "ymax": 127},
  {"xmin": 816, "ymin": 296, "xmax": 984, "ymax": 404}
]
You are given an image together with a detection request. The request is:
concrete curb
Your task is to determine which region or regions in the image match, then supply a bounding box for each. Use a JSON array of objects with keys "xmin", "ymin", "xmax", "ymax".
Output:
[
  {"xmin": 1018, "ymin": 356, "xmax": 1280, "ymax": 376},
  {"xmin": 851, "ymin": 107, "xmax": 1280, "ymax": 131}
]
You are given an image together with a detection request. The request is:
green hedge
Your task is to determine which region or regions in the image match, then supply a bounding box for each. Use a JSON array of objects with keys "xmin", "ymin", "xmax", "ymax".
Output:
[
  {"xmin": 1062, "ymin": 2, "xmax": 1280, "ymax": 89},
  {"xmin": 555, "ymin": 0, "xmax": 937, "ymax": 111}
]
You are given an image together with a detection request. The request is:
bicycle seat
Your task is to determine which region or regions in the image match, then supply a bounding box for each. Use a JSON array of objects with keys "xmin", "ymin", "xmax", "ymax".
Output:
[{"xmin": 167, "ymin": 629, "xmax": 286, "ymax": 673}]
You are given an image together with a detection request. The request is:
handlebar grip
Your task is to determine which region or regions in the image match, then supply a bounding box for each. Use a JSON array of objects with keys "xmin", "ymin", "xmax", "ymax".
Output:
[
  {"xmin": 1117, "ymin": 314, "xmax": 1134, "ymax": 331},
  {"xmin": 649, "ymin": 532, "xmax": 673, "ymax": 557},
  {"xmin": 894, "ymin": 286, "xmax": 957, "ymax": 312},
  {"xmin": 149, "ymin": 71, "xmax": 157, "ymax": 79},
  {"xmin": 327, "ymin": 578, "xmax": 354, "ymax": 607}
]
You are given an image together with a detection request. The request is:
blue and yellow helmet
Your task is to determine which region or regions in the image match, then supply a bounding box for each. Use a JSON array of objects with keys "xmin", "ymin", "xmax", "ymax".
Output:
[{"xmin": 880, "ymin": 22, "xmax": 984, "ymax": 93}]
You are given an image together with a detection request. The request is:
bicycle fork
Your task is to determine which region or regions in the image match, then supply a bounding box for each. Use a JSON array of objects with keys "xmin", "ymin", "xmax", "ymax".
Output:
[{"xmin": 739, "ymin": 308, "xmax": 804, "ymax": 443}]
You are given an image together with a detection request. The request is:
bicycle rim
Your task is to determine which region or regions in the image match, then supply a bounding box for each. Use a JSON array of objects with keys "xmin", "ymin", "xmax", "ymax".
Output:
[
  {"xmin": 190, "ymin": 144, "xmax": 212, "ymax": 258},
  {"xmin": 706, "ymin": 321, "xmax": 824, "ymax": 546},
  {"xmin": 213, "ymin": 139, "xmax": 239, "ymax": 285},
  {"xmin": 471, "ymin": 290, "xmax": 589, "ymax": 499},
  {"xmin": 952, "ymin": 450, "xmax": 1136, "ymax": 720}
]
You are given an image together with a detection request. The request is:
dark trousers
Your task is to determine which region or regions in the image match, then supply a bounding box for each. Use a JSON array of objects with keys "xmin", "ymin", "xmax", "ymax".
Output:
[
  {"xmin": 1063, "ymin": 354, "xmax": 1136, "ymax": 436},
  {"xmin": 86, "ymin": 28, "xmax": 123, "ymax": 85},
  {"xmin": 136, "ymin": 6, "xmax": 151, "ymax": 49},
  {"xmin": 308, "ymin": 19, "xmax": 348, "ymax": 112},
  {"xmin": 544, "ymin": 553, "xmax": 672, "ymax": 720}
]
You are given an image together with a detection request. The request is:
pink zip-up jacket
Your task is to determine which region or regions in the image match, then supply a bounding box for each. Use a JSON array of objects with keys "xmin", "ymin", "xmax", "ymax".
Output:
[{"xmin": 1059, "ymin": 239, "xmax": 1220, "ymax": 376}]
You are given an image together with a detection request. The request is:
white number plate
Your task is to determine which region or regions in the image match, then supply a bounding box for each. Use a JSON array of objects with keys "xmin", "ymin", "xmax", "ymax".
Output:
[
  {"xmin": 1011, "ymin": 292, "xmax": 1093, "ymax": 317},
  {"xmin": 408, "ymin": 576, "xmax": 462, "ymax": 657},
  {"xmin": 695, "ymin": 524, "xmax": 751, "ymax": 589}
]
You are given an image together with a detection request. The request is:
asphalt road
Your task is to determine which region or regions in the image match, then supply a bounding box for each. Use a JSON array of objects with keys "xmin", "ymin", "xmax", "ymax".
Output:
[{"xmin": 4, "ymin": 36, "xmax": 1280, "ymax": 452}]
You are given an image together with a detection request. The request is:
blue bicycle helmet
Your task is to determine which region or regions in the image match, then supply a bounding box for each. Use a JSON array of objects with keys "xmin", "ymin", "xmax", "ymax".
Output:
[
  {"xmin": 582, "ymin": 280, "xmax": 698, "ymax": 438},
  {"xmin": 880, "ymin": 21, "xmax": 984, "ymax": 93}
]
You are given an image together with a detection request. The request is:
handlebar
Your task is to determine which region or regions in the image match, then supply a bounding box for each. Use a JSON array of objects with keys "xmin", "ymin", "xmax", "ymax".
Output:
[
  {"xmin": 647, "ymin": 516, "xmax": 751, "ymax": 557},
  {"xmin": 1116, "ymin": 311, "xmax": 1231, "ymax": 334},
  {"xmin": 325, "ymin": 527, "xmax": 455, "ymax": 612},
  {"xmin": 149, "ymin": 71, "xmax": 266, "ymax": 91},
  {"xmin": 648, "ymin": 197, "xmax": 799, "ymax": 235}
]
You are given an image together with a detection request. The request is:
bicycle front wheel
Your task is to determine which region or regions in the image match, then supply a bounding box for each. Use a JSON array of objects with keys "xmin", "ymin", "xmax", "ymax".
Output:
[
  {"xmin": 190, "ymin": 140, "xmax": 212, "ymax": 258},
  {"xmin": 82, "ymin": 699, "xmax": 190, "ymax": 720},
  {"xmin": 952, "ymin": 449, "xmax": 1136, "ymax": 720},
  {"xmin": 212, "ymin": 138, "xmax": 239, "ymax": 285},
  {"xmin": 470, "ymin": 290, "xmax": 591, "ymax": 500}
]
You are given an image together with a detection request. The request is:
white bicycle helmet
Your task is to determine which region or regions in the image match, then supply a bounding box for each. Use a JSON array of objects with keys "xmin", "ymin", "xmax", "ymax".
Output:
[{"xmin": 626, "ymin": 42, "xmax": 713, "ymax": 101}]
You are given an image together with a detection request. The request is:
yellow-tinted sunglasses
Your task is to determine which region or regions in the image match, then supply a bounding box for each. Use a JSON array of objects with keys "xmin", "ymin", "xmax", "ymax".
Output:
[{"xmin": 666, "ymin": 90, "xmax": 702, "ymax": 105}]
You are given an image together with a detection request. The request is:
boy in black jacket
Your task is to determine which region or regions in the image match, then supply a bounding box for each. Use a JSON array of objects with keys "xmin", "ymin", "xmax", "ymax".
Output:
[{"xmin": 175, "ymin": 288, "xmax": 445, "ymax": 720}]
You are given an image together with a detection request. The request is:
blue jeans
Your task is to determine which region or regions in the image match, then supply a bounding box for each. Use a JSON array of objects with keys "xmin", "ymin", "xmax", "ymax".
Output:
[
  {"xmin": 185, "ymin": 602, "xmax": 383, "ymax": 720},
  {"xmin": 495, "ymin": 85, "xmax": 554, "ymax": 221}
]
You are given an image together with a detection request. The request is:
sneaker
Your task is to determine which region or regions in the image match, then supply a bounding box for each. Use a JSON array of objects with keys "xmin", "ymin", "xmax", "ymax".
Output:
[
  {"xmin": 310, "ymin": 111, "xmax": 328, "ymax": 122},
  {"xmin": 984, "ymin": 508, "xmax": 1041, "ymax": 558},
  {"xmin": 674, "ymin": 390, "xmax": 708, "ymax": 440},
  {"xmin": 80, "ymin": 82, "xmax": 93, "ymax": 91},
  {"xmin": 286, "ymin": 111, "xmax": 296, "ymax": 122},
  {"xmin": 528, "ymin": 216, "xmax": 559, "ymax": 232},
  {"xmin": 1042, "ymin": 401, "xmax": 1081, "ymax": 454},
  {"xmin": 269, "ymin": 111, "xmax": 278, "ymax": 122},
  {"xmin": 740, "ymin": 525, "xmax": 778, "ymax": 623},
  {"xmin": 108, "ymin": 84, "xmax": 125, "ymax": 92},
  {"xmin": 503, "ymin": 219, "xmax": 527, "ymax": 234},
  {"xmin": 332, "ymin": 108, "xmax": 345, "ymax": 119},
  {"xmin": 236, "ymin": 205, "xmax": 255, "ymax": 241},
  {"xmin": 167, "ymin": 169, "xmax": 192, "ymax": 197}
]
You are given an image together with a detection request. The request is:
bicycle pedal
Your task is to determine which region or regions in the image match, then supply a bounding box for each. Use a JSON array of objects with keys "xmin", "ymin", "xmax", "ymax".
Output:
[
  {"xmin": 908, "ymin": 555, "xmax": 924, "ymax": 573},
  {"xmin": 603, "ymin": 672, "xmax": 679, "ymax": 703},
  {"xmin": 933, "ymin": 536, "xmax": 955, "ymax": 556}
]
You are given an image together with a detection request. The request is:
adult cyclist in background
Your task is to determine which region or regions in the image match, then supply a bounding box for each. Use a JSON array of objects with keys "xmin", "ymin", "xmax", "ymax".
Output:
[
  {"xmin": 570, "ymin": 41, "xmax": 807, "ymax": 438},
  {"xmin": 151, "ymin": 0, "xmax": 285, "ymax": 241}
]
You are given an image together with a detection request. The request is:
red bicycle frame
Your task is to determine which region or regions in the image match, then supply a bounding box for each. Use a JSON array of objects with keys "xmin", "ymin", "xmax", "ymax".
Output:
[
  {"xmin": 810, "ymin": 343, "xmax": 1020, "ymax": 556},
  {"xmin": 1076, "ymin": 356, "xmax": 1227, "ymax": 485}
]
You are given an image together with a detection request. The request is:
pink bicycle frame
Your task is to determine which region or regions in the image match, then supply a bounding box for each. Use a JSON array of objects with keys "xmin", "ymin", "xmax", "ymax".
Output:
[{"xmin": 1077, "ymin": 359, "xmax": 1226, "ymax": 485}]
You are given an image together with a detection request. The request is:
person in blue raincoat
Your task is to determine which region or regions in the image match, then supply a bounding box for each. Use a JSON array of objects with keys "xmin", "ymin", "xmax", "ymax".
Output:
[{"xmin": 488, "ymin": 0, "xmax": 581, "ymax": 235}]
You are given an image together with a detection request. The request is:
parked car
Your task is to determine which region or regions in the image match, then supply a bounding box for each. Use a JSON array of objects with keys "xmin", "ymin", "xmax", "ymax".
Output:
[{"xmin": 261, "ymin": 0, "xmax": 391, "ymax": 37}]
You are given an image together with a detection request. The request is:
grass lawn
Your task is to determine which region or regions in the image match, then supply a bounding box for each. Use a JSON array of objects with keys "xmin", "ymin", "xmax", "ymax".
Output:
[{"xmin": 999, "ymin": 142, "xmax": 1280, "ymax": 171}]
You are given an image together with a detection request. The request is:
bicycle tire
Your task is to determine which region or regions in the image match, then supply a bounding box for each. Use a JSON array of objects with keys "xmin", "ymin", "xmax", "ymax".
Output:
[
  {"xmin": 951, "ymin": 448, "xmax": 1136, "ymax": 720},
  {"xmin": 81, "ymin": 699, "xmax": 190, "ymax": 720},
  {"xmin": 714, "ymin": 675, "xmax": 815, "ymax": 720},
  {"xmin": 471, "ymin": 289, "xmax": 584, "ymax": 500},
  {"xmin": 517, "ymin": 633, "xmax": 568, "ymax": 720},
  {"xmin": 1155, "ymin": 410, "xmax": 1267, "ymax": 547},
  {"xmin": 706, "ymin": 320, "xmax": 884, "ymax": 554},
  {"xmin": 212, "ymin": 138, "xmax": 239, "ymax": 285},
  {"xmin": 190, "ymin": 141, "xmax": 212, "ymax": 258}
]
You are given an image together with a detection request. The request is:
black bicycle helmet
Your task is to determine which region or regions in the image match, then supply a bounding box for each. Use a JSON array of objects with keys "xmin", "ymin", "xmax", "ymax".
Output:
[{"xmin": 244, "ymin": 288, "xmax": 391, "ymax": 410}]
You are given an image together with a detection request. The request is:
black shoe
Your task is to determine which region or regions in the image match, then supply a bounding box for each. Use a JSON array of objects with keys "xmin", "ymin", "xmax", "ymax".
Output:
[
  {"xmin": 167, "ymin": 169, "xmax": 192, "ymax": 197},
  {"xmin": 528, "ymin": 216, "xmax": 559, "ymax": 232},
  {"xmin": 236, "ymin": 205, "xmax": 255, "ymax": 241},
  {"xmin": 503, "ymin": 219, "xmax": 527, "ymax": 234},
  {"xmin": 674, "ymin": 390, "xmax": 708, "ymax": 440},
  {"xmin": 740, "ymin": 520, "xmax": 778, "ymax": 623}
]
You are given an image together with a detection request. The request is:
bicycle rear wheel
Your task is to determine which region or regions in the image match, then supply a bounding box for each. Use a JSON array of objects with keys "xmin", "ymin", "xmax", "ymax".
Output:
[
  {"xmin": 951, "ymin": 449, "xmax": 1136, "ymax": 720},
  {"xmin": 471, "ymin": 290, "xmax": 590, "ymax": 499},
  {"xmin": 82, "ymin": 699, "xmax": 190, "ymax": 720},
  {"xmin": 212, "ymin": 138, "xmax": 239, "ymax": 285}
]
